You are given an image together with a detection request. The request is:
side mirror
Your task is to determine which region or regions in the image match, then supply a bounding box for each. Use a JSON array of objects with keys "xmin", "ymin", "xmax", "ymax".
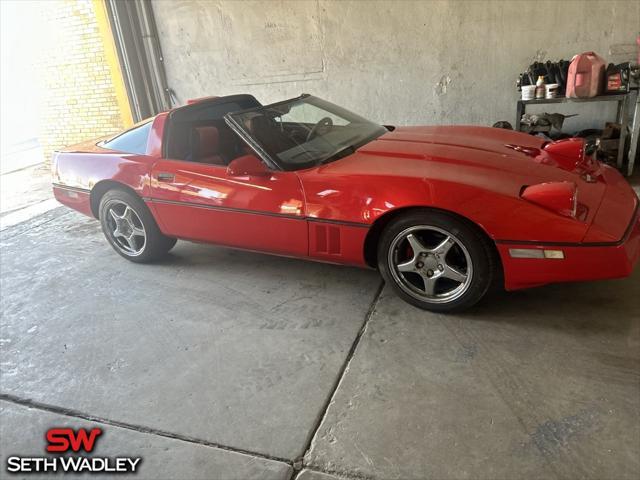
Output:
[{"xmin": 226, "ymin": 154, "xmax": 269, "ymax": 177}]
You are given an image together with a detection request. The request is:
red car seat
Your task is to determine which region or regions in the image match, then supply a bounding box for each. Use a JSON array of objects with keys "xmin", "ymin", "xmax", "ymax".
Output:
[{"xmin": 191, "ymin": 126, "xmax": 224, "ymax": 165}]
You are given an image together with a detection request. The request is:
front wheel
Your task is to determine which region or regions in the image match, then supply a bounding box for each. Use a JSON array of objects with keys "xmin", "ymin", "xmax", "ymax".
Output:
[
  {"xmin": 99, "ymin": 189, "xmax": 176, "ymax": 263},
  {"xmin": 378, "ymin": 210, "xmax": 495, "ymax": 313}
]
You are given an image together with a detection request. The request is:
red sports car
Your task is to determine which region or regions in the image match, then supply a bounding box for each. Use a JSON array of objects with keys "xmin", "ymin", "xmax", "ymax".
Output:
[{"xmin": 52, "ymin": 94, "xmax": 640, "ymax": 312}]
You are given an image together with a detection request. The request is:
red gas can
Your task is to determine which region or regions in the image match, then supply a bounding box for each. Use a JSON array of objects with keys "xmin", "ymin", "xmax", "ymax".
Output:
[{"xmin": 565, "ymin": 52, "xmax": 606, "ymax": 98}]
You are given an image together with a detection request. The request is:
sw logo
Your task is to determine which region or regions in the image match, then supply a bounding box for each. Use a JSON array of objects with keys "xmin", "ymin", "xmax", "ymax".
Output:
[
  {"xmin": 5, "ymin": 427, "xmax": 142, "ymax": 474},
  {"xmin": 46, "ymin": 427, "xmax": 103, "ymax": 452}
]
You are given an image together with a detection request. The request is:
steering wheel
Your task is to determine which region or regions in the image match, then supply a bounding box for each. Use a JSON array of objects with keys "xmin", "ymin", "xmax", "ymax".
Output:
[{"xmin": 306, "ymin": 117, "xmax": 333, "ymax": 141}]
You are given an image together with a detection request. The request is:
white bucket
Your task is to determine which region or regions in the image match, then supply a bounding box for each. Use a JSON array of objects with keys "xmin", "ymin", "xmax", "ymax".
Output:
[{"xmin": 521, "ymin": 85, "xmax": 536, "ymax": 100}]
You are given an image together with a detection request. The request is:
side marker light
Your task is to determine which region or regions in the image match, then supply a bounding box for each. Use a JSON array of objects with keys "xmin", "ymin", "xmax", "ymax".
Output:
[{"xmin": 509, "ymin": 248, "xmax": 565, "ymax": 259}]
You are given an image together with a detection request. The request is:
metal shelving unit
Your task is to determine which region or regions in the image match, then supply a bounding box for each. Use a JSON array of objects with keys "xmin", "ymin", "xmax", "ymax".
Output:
[{"xmin": 516, "ymin": 92, "xmax": 638, "ymax": 176}]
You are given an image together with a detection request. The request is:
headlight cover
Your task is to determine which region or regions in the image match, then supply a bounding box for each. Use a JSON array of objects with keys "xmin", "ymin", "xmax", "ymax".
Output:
[{"xmin": 521, "ymin": 181, "xmax": 578, "ymax": 218}]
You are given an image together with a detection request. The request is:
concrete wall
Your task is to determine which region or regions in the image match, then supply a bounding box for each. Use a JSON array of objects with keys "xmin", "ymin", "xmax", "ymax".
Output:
[{"xmin": 152, "ymin": 0, "xmax": 639, "ymax": 131}]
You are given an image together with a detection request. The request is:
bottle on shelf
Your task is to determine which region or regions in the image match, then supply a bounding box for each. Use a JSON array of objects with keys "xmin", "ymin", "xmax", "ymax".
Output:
[{"xmin": 535, "ymin": 76, "xmax": 546, "ymax": 99}]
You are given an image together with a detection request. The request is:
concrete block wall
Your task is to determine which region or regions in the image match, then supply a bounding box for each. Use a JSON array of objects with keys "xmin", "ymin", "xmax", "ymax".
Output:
[
  {"xmin": 37, "ymin": 0, "xmax": 127, "ymax": 163},
  {"xmin": 152, "ymin": 0, "xmax": 640, "ymax": 131}
]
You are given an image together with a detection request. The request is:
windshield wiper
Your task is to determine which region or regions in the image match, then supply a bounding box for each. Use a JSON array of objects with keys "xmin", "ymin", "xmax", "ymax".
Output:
[
  {"xmin": 318, "ymin": 129, "xmax": 386, "ymax": 166},
  {"xmin": 319, "ymin": 145, "xmax": 356, "ymax": 165}
]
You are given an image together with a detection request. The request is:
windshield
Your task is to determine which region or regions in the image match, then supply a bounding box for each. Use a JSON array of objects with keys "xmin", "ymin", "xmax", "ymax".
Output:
[{"xmin": 227, "ymin": 95, "xmax": 387, "ymax": 171}]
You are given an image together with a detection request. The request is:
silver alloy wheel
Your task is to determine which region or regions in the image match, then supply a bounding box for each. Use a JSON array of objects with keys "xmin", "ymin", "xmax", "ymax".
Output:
[
  {"xmin": 388, "ymin": 225, "xmax": 473, "ymax": 304},
  {"xmin": 104, "ymin": 200, "xmax": 147, "ymax": 257}
]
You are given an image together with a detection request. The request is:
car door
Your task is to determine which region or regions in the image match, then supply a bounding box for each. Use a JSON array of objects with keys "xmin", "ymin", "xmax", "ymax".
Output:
[{"xmin": 147, "ymin": 158, "xmax": 308, "ymax": 257}]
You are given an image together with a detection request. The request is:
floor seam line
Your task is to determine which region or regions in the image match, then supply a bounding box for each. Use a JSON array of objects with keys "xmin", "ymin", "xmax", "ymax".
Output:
[
  {"xmin": 0, "ymin": 197, "xmax": 56, "ymax": 217},
  {"xmin": 0, "ymin": 392, "xmax": 292, "ymax": 466},
  {"xmin": 292, "ymin": 281, "xmax": 385, "ymax": 478},
  {"xmin": 0, "ymin": 209, "xmax": 70, "ymax": 239},
  {"xmin": 0, "ymin": 161, "xmax": 45, "ymax": 176}
]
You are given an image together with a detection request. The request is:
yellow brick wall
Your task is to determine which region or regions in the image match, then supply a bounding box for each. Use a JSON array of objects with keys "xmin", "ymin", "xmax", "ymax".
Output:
[{"xmin": 38, "ymin": 0, "xmax": 127, "ymax": 163}]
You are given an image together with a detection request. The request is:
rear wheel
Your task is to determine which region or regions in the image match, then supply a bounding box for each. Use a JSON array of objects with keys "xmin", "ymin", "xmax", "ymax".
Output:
[
  {"xmin": 99, "ymin": 189, "xmax": 176, "ymax": 263},
  {"xmin": 378, "ymin": 210, "xmax": 494, "ymax": 313}
]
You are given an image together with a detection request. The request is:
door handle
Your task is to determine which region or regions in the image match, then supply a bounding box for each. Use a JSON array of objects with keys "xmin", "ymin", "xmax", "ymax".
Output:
[{"xmin": 156, "ymin": 172, "xmax": 175, "ymax": 182}]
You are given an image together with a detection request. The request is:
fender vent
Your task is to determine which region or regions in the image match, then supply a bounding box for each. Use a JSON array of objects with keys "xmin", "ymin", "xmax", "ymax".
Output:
[{"xmin": 314, "ymin": 225, "xmax": 341, "ymax": 254}]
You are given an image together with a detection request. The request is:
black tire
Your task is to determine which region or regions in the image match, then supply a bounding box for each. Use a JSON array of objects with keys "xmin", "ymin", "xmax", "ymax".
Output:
[
  {"xmin": 377, "ymin": 210, "xmax": 495, "ymax": 313},
  {"xmin": 99, "ymin": 189, "xmax": 176, "ymax": 263}
]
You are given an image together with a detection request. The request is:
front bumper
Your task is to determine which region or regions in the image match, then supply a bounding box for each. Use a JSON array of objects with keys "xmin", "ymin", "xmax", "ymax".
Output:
[{"xmin": 498, "ymin": 204, "xmax": 640, "ymax": 290}]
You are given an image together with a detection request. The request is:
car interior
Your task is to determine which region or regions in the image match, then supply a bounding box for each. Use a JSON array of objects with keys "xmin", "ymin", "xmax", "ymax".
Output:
[
  {"xmin": 164, "ymin": 95, "xmax": 344, "ymax": 168},
  {"xmin": 167, "ymin": 118, "xmax": 250, "ymax": 166},
  {"xmin": 164, "ymin": 94, "xmax": 384, "ymax": 172},
  {"xmin": 164, "ymin": 95, "xmax": 262, "ymax": 166}
]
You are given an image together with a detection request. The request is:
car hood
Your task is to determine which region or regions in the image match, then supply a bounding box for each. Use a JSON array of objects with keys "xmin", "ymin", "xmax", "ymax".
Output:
[
  {"xmin": 377, "ymin": 125, "xmax": 547, "ymax": 154},
  {"xmin": 351, "ymin": 125, "xmax": 592, "ymax": 187},
  {"xmin": 316, "ymin": 124, "xmax": 613, "ymax": 218}
]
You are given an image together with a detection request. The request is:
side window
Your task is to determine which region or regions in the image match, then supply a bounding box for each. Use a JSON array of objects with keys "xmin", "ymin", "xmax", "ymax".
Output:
[{"xmin": 102, "ymin": 121, "xmax": 153, "ymax": 155}]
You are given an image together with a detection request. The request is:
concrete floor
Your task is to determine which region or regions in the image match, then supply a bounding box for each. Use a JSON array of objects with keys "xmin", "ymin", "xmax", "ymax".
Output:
[
  {"xmin": 1, "ymin": 162, "xmax": 58, "ymax": 231},
  {"xmin": 1, "ymin": 208, "xmax": 639, "ymax": 480}
]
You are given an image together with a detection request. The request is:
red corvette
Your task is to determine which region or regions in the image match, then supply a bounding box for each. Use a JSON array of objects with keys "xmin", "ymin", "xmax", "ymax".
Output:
[{"xmin": 52, "ymin": 94, "xmax": 639, "ymax": 312}]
